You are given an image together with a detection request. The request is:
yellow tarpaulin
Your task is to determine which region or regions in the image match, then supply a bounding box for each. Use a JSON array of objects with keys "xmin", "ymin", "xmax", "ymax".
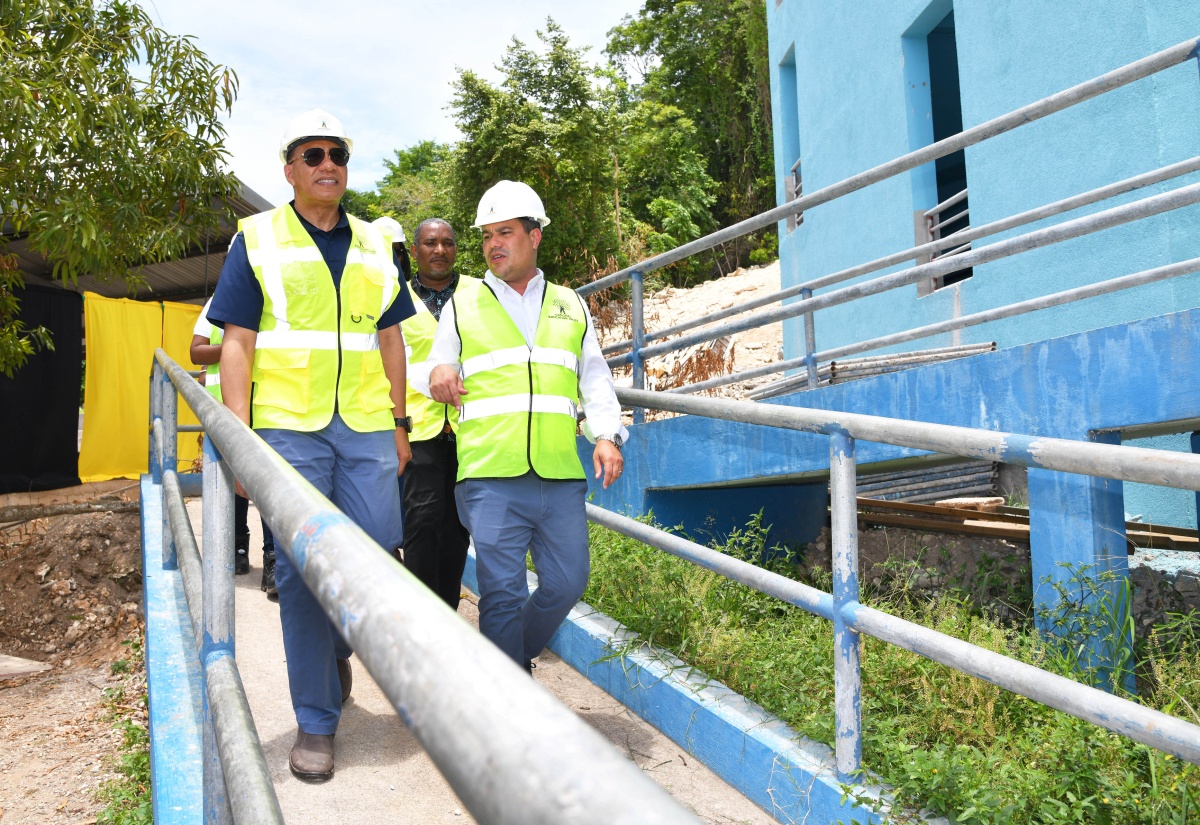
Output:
[{"xmin": 79, "ymin": 293, "xmax": 203, "ymax": 482}]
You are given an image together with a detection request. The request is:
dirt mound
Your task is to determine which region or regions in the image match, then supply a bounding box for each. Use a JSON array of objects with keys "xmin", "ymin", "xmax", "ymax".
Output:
[
  {"xmin": 0, "ymin": 511, "xmax": 144, "ymax": 669},
  {"xmin": 596, "ymin": 262, "xmax": 783, "ymax": 422}
]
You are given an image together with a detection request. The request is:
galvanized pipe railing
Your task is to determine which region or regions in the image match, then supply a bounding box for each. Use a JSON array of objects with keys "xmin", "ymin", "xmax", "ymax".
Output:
[
  {"xmin": 588, "ymin": 39, "xmax": 1200, "ymax": 401},
  {"xmin": 619, "ymin": 384, "xmax": 1200, "ymax": 500},
  {"xmin": 151, "ymin": 349, "xmax": 700, "ymax": 825},
  {"xmin": 682, "ymin": 254, "xmax": 1200, "ymax": 396},
  {"xmin": 598, "ymin": 153, "xmax": 1200, "ymax": 357},
  {"xmin": 585, "ymin": 501, "xmax": 1200, "ymax": 772},
  {"xmin": 580, "ymin": 36, "xmax": 1200, "ymax": 298},
  {"xmin": 148, "ymin": 368, "xmax": 284, "ymax": 825},
  {"xmin": 592, "ymin": 385, "xmax": 1200, "ymax": 781},
  {"xmin": 605, "ymin": 179, "xmax": 1200, "ymax": 368}
]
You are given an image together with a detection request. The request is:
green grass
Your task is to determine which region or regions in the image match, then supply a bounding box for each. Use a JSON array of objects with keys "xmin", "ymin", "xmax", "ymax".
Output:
[
  {"xmin": 97, "ymin": 637, "xmax": 152, "ymax": 825},
  {"xmin": 583, "ymin": 515, "xmax": 1200, "ymax": 824}
]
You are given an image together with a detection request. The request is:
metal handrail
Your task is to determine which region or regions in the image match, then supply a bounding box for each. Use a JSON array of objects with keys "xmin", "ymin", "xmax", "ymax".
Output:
[
  {"xmin": 605, "ymin": 180, "xmax": 1200, "ymax": 368},
  {"xmin": 149, "ymin": 400, "xmax": 283, "ymax": 824},
  {"xmin": 148, "ymin": 349, "xmax": 700, "ymax": 825},
  {"xmin": 680, "ymin": 254, "xmax": 1200, "ymax": 396},
  {"xmin": 579, "ymin": 36, "xmax": 1200, "ymax": 298},
  {"xmin": 598, "ymin": 154, "xmax": 1200, "ymax": 357},
  {"xmin": 923, "ymin": 187, "xmax": 969, "ymax": 219},
  {"xmin": 607, "ymin": 387, "xmax": 1200, "ymax": 780}
]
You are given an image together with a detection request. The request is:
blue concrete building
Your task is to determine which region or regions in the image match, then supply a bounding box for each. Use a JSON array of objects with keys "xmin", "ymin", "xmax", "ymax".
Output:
[{"xmin": 765, "ymin": 0, "xmax": 1200, "ymax": 527}]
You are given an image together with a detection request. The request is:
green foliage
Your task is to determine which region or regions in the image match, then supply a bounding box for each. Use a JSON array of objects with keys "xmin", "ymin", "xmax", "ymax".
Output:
[
  {"xmin": 1036, "ymin": 563, "xmax": 1137, "ymax": 693},
  {"xmin": 444, "ymin": 20, "xmax": 621, "ymax": 285},
  {"xmin": 98, "ymin": 637, "xmax": 151, "ymax": 825},
  {"xmin": 376, "ymin": 141, "xmax": 454, "ymax": 239},
  {"xmin": 355, "ymin": 5, "xmax": 775, "ymax": 291},
  {"xmin": 608, "ymin": 0, "xmax": 775, "ymax": 272},
  {"xmin": 0, "ymin": 0, "xmax": 239, "ymax": 375},
  {"xmin": 584, "ymin": 517, "xmax": 1200, "ymax": 824}
]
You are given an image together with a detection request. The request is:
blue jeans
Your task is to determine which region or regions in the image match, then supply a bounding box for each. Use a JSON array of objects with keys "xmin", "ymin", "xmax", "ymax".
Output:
[
  {"xmin": 456, "ymin": 474, "xmax": 589, "ymax": 666},
  {"xmin": 259, "ymin": 416, "xmax": 401, "ymax": 734}
]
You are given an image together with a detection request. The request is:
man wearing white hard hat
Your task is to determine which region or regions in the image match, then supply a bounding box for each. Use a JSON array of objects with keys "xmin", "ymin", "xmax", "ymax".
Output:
[
  {"xmin": 207, "ymin": 108, "xmax": 416, "ymax": 782},
  {"xmin": 420, "ymin": 180, "xmax": 627, "ymax": 672}
]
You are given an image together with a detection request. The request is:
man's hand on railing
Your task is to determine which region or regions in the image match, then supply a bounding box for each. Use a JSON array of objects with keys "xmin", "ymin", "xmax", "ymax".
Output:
[{"xmin": 429, "ymin": 365, "xmax": 467, "ymax": 408}]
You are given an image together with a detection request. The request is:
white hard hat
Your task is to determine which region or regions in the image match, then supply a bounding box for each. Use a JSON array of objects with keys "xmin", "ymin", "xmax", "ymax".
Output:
[
  {"xmin": 472, "ymin": 180, "xmax": 550, "ymax": 229},
  {"xmin": 278, "ymin": 108, "xmax": 353, "ymax": 163},
  {"xmin": 371, "ymin": 216, "xmax": 406, "ymax": 245}
]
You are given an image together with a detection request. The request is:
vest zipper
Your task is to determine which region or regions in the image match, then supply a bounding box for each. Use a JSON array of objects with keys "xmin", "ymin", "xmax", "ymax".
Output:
[
  {"xmin": 527, "ymin": 285, "xmax": 549, "ymax": 476},
  {"xmin": 334, "ymin": 286, "xmax": 342, "ymax": 415}
]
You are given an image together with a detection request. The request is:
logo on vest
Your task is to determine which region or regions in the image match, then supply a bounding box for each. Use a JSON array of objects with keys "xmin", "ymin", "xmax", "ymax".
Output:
[{"xmin": 549, "ymin": 298, "xmax": 576, "ymax": 321}]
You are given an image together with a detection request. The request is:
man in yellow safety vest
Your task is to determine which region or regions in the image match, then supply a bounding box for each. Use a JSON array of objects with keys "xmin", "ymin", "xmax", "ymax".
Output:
[
  {"xmin": 396, "ymin": 217, "xmax": 478, "ymax": 608},
  {"xmin": 206, "ymin": 108, "xmax": 415, "ymax": 782},
  {"xmin": 421, "ymin": 180, "xmax": 627, "ymax": 672}
]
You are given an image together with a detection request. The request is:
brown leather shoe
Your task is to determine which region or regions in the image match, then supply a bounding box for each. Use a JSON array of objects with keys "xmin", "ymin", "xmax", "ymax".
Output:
[
  {"xmin": 289, "ymin": 730, "xmax": 334, "ymax": 782},
  {"xmin": 337, "ymin": 657, "xmax": 352, "ymax": 705}
]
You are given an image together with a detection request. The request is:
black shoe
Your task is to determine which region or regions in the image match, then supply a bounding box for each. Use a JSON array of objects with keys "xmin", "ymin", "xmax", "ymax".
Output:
[
  {"xmin": 234, "ymin": 549, "xmax": 250, "ymax": 575},
  {"xmin": 337, "ymin": 658, "xmax": 352, "ymax": 705},
  {"xmin": 289, "ymin": 730, "xmax": 334, "ymax": 782},
  {"xmin": 261, "ymin": 552, "xmax": 277, "ymax": 599}
]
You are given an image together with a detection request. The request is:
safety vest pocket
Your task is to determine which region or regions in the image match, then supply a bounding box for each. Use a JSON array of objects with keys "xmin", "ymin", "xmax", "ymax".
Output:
[
  {"xmin": 253, "ymin": 349, "xmax": 311, "ymax": 414},
  {"xmin": 357, "ymin": 350, "xmax": 393, "ymax": 413}
]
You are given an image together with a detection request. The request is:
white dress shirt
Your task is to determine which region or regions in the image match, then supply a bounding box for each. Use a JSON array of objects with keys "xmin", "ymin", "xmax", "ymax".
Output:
[{"xmin": 411, "ymin": 270, "xmax": 629, "ymax": 444}]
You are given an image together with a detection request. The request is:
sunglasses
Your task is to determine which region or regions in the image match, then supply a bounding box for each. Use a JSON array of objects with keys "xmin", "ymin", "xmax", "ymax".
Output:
[{"xmin": 291, "ymin": 146, "xmax": 350, "ymax": 167}]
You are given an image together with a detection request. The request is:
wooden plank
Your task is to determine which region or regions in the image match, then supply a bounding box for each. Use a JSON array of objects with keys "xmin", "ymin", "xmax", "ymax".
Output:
[
  {"xmin": 857, "ymin": 511, "xmax": 1031, "ymax": 541},
  {"xmin": 857, "ymin": 497, "xmax": 1030, "ymax": 525},
  {"xmin": 0, "ymin": 653, "xmax": 51, "ymax": 679}
]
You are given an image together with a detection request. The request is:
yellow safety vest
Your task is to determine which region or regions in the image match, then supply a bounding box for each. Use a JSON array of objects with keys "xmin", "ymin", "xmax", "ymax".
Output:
[
  {"xmin": 241, "ymin": 205, "xmax": 400, "ymax": 433},
  {"xmin": 454, "ymin": 281, "xmax": 587, "ymax": 481},
  {"xmin": 402, "ymin": 275, "xmax": 481, "ymax": 442},
  {"xmin": 205, "ymin": 322, "xmax": 223, "ymax": 402}
]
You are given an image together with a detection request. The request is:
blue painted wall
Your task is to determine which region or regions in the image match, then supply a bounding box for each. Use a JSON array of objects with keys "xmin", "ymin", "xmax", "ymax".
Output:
[{"xmin": 766, "ymin": 0, "xmax": 1200, "ymax": 525}]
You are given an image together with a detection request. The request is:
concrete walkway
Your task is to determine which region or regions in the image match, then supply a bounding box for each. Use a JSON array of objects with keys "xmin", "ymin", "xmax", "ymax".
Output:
[{"xmin": 186, "ymin": 500, "xmax": 777, "ymax": 824}]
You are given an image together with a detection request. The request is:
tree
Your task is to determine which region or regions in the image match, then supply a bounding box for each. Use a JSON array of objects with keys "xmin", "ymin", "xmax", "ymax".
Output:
[
  {"xmin": 445, "ymin": 21, "xmax": 620, "ymax": 286},
  {"xmin": 608, "ymin": 0, "xmax": 775, "ymax": 271},
  {"xmin": 0, "ymin": 0, "xmax": 239, "ymax": 376}
]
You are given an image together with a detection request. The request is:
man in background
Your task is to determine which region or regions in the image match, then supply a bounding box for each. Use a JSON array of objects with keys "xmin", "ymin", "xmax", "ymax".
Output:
[{"xmin": 399, "ymin": 218, "xmax": 476, "ymax": 609}]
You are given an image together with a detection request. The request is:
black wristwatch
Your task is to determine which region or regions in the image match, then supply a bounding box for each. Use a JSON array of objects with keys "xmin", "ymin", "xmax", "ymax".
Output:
[{"xmin": 394, "ymin": 416, "xmax": 413, "ymax": 433}]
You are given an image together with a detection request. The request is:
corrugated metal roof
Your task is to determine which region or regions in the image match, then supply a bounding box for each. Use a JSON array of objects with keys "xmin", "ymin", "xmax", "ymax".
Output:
[{"xmin": 9, "ymin": 181, "xmax": 274, "ymax": 306}]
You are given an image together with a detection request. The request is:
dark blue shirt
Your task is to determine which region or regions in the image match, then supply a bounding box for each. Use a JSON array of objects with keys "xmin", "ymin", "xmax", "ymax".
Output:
[{"xmin": 208, "ymin": 203, "xmax": 415, "ymax": 331}]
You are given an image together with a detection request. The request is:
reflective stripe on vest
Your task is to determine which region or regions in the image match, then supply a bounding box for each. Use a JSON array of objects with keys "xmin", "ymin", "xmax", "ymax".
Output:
[
  {"xmin": 241, "ymin": 205, "xmax": 400, "ymax": 433},
  {"xmin": 206, "ymin": 323, "xmax": 223, "ymax": 402},
  {"xmin": 453, "ymin": 281, "xmax": 587, "ymax": 481},
  {"xmin": 401, "ymin": 276, "xmax": 481, "ymax": 442}
]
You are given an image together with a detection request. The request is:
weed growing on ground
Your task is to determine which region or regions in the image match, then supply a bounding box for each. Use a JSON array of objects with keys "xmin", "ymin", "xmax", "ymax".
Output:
[
  {"xmin": 584, "ymin": 516, "xmax": 1200, "ymax": 824},
  {"xmin": 97, "ymin": 636, "xmax": 152, "ymax": 825}
]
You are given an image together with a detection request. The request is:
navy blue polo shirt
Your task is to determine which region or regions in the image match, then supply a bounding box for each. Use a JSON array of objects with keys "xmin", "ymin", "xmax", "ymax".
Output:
[{"xmin": 208, "ymin": 202, "xmax": 415, "ymax": 331}]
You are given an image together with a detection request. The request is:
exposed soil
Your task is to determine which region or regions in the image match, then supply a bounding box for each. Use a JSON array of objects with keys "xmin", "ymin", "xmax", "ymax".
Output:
[
  {"xmin": 599, "ymin": 261, "xmax": 784, "ymax": 419},
  {"xmin": 0, "ymin": 511, "xmax": 143, "ymax": 667},
  {"xmin": 0, "ymin": 509, "xmax": 145, "ymax": 824}
]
